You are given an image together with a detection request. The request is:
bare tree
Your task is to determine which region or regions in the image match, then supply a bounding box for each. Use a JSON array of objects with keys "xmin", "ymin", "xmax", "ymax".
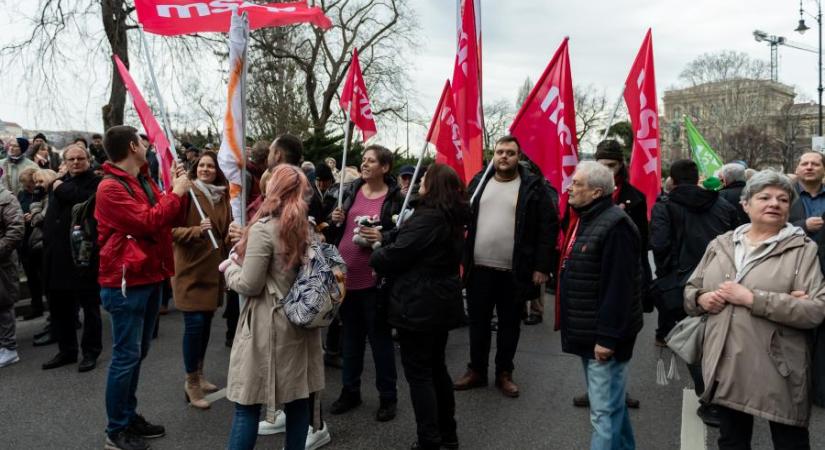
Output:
[
  {"xmin": 725, "ymin": 125, "xmax": 779, "ymax": 168},
  {"xmin": 483, "ymin": 99, "xmax": 514, "ymax": 150},
  {"xmin": 679, "ymin": 51, "xmax": 770, "ymax": 87},
  {"xmin": 515, "ymin": 76, "xmax": 533, "ymax": 111},
  {"xmin": 775, "ymin": 102, "xmax": 807, "ymax": 171},
  {"xmin": 575, "ymin": 84, "xmax": 608, "ymax": 143}
]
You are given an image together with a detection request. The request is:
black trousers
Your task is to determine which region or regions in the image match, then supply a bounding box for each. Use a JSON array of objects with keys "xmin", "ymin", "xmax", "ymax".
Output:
[
  {"xmin": 224, "ymin": 289, "xmax": 240, "ymax": 343},
  {"xmin": 717, "ymin": 405, "xmax": 810, "ymax": 450},
  {"xmin": 21, "ymin": 247, "xmax": 45, "ymax": 314},
  {"xmin": 398, "ymin": 329, "xmax": 457, "ymax": 447},
  {"xmin": 49, "ymin": 288, "xmax": 102, "ymax": 358},
  {"xmin": 467, "ymin": 267, "xmax": 523, "ymax": 376}
]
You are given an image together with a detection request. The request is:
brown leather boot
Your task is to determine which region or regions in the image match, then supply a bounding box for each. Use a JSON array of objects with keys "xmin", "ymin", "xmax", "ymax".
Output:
[
  {"xmin": 453, "ymin": 368, "xmax": 487, "ymax": 390},
  {"xmin": 495, "ymin": 372, "xmax": 520, "ymax": 398},
  {"xmin": 185, "ymin": 373, "xmax": 210, "ymax": 409},
  {"xmin": 198, "ymin": 362, "xmax": 218, "ymax": 393}
]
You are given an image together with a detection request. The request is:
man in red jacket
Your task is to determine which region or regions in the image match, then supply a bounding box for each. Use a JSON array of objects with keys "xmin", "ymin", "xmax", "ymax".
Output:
[{"xmin": 95, "ymin": 125, "xmax": 190, "ymax": 450}]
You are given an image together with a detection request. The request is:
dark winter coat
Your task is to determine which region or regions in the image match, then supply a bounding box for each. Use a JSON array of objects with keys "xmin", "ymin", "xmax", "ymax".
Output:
[
  {"xmin": 559, "ymin": 195, "xmax": 643, "ymax": 361},
  {"xmin": 370, "ymin": 206, "xmax": 466, "ymax": 332},
  {"xmin": 718, "ymin": 180, "xmax": 749, "ymax": 226},
  {"xmin": 43, "ymin": 170, "xmax": 100, "ymax": 291},
  {"xmin": 326, "ymin": 175, "xmax": 404, "ymax": 246},
  {"xmin": 464, "ymin": 164, "xmax": 559, "ymax": 302}
]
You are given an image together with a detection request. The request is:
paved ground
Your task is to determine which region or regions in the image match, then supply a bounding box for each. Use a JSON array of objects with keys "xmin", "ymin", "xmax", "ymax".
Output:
[{"xmin": 2, "ymin": 300, "xmax": 824, "ymax": 449}]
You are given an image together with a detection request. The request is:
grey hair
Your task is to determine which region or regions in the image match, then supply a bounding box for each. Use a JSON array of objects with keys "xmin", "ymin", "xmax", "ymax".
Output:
[
  {"xmin": 719, "ymin": 163, "xmax": 746, "ymax": 184},
  {"xmin": 574, "ymin": 160, "xmax": 615, "ymax": 195},
  {"xmin": 740, "ymin": 170, "xmax": 797, "ymax": 204},
  {"xmin": 63, "ymin": 144, "xmax": 92, "ymax": 161}
]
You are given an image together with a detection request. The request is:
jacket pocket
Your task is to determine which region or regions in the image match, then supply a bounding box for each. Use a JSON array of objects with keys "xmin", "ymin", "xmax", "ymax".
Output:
[{"xmin": 769, "ymin": 327, "xmax": 809, "ymax": 404}]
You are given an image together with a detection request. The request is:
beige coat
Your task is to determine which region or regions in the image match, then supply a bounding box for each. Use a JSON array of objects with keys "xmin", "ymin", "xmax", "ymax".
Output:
[
  {"xmin": 684, "ymin": 229, "xmax": 825, "ymax": 427},
  {"xmin": 223, "ymin": 217, "xmax": 324, "ymax": 406}
]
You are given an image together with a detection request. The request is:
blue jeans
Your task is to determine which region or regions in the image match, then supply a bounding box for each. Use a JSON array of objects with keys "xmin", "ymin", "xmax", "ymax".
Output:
[
  {"xmin": 182, "ymin": 311, "xmax": 213, "ymax": 374},
  {"xmin": 340, "ymin": 288, "xmax": 397, "ymax": 400},
  {"xmin": 581, "ymin": 358, "xmax": 635, "ymax": 450},
  {"xmin": 101, "ymin": 284, "xmax": 162, "ymax": 436},
  {"xmin": 227, "ymin": 399, "xmax": 310, "ymax": 450}
]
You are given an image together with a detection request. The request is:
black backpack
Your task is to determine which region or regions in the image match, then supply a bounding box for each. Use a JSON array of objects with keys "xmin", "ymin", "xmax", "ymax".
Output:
[{"xmin": 70, "ymin": 174, "xmax": 134, "ymax": 269}]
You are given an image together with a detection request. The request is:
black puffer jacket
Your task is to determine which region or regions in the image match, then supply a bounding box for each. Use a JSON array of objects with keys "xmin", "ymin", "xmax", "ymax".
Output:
[
  {"xmin": 326, "ymin": 174, "xmax": 404, "ymax": 246},
  {"xmin": 464, "ymin": 164, "xmax": 558, "ymax": 301},
  {"xmin": 718, "ymin": 180, "xmax": 748, "ymax": 226},
  {"xmin": 370, "ymin": 205, "xmax": 466, "ymax": 331},
  {"xmin": 650, "ymin": 184, "xmax": 738, "ymax": 282}
]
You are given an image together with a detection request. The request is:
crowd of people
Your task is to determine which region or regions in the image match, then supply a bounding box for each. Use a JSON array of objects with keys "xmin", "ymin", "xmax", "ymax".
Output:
[{"xmin": 2, "ymin": 125, "xmax": 825, "ymax": 450}]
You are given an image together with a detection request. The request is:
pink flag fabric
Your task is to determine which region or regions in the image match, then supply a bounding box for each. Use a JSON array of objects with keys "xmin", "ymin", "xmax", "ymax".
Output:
[
  {"xmin": 427, "ymin": 80, "xmax": 466, "ymax": 184},
  {"xmin": 509, "ymin": 38, "xmax": 579, "ymax": 214},
  {"xmin": 339, "ymin": 48, "xmax": 378, "ymax": 142},
  {"xmin": 451, "ymin": 0, "xmax": 483, "ymax": 181},
  {"xmin": 114, "ymin": 55, "xmax": 174, "ymax": 190},
  {"xmin": 135, "ymin": 0, "xmax": 332, "ymax": 36},
  {"xmin": 624, "ymin": 29, "xmax": 661, "ymax": 219}
]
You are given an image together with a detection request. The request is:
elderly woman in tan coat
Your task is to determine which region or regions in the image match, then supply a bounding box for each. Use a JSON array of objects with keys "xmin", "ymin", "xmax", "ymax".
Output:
[
  {"xmin": 221, "ymin": 165, "xmax": 323, "ymax": 450},
  {"xmin": 172, "ymin": 151, "xmax": 231, "ymax": 409},
  {"xmin": 684, "ymin": 170, "xmax": 825, "ymax": 449}
]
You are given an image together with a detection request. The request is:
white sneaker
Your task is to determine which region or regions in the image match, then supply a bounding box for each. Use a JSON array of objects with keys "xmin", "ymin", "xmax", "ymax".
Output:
[
  {"xmin": 305, "ymin": 422, "xmax": 331, "ymax": 450},
  {"xmin": 0, "ymin": 348, "xmax": 20, "ymax": 368},
  {"xmin": 258, "ymin": 410, "xmax": 286, "ymax": 435}
]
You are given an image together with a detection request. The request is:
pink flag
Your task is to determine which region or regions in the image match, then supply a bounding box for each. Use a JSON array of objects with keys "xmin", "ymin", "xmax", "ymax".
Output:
[
  {"xmin": 452, "ymin": 0, "xmax": 483, "ymax": 181},
  {"xmin": 339, "ymin": 48, "xmax": 377, "ymax": 142},
  {"xmin": 624, "ymin": 29, "xmax": 661, "ymax": 219},
  {"xmin": 510, "ymin": 38, "xmax": 579, "ymax": 214},
  {"xmin": 135, "ymin": 0, "xmax": 332, "ymax": 36},
  {"xmin": 114, "ymin": 55, "xmax": 174, "ymax": 190},
  {"xmin": 427, "ymin": 80, "xmax": 466, "ymax": 183}
]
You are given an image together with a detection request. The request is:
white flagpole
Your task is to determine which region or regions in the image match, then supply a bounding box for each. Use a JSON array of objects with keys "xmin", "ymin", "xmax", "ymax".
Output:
[
  {"xmin": 239, "ymin": 12, "xmax": 249, "ymax": 228},
  {"xmin": 600, "ymin": 86, "xmax": 626, "ymax": 143},
  {"xmin": 337, "ymin": 112, "xmax": 351, "ymax": 210},
  {"xmin": 469, "ymin": 159, "xmax": 494, "ymax": 206},
  {"xmin": 138, "ymin": 27, "xmax": 218, "ymax": 249},
  {"xmin": 397, "ymin": 142, "xmax": 429, "ymax": 226}
]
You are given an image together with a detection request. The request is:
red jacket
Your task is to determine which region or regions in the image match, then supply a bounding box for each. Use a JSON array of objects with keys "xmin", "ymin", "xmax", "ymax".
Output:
[{"xmin": 95, "ymin": 162, "xmax": 183, "ymax": 288}]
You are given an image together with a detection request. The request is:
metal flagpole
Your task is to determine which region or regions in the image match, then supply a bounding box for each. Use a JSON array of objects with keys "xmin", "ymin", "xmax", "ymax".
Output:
[
  {"xmin": 337, "ymin": 112, "xmax": 351, "ymax": 210},
  {"xmin": 138, "ymin": 27, "xmax": 218, "ymax": 249},
  {"xmin": 469, "ymin": 159, "xmax": 494, "ymax": 205},
  {"xmin": 600, "ymin": 86, "xmax": 626, "ymax": 143},
  {"xmin": 397, "ymin": 141, "xmax": 429, "ymax": 226},
  {"xmin": 239, "ymin": 12, "xmax": 249, "ymax": 228}
]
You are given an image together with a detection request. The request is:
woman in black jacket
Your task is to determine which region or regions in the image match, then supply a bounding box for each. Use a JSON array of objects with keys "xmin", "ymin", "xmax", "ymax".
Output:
[{"xmin": 370, "ymin": 163, "xmax": 469, "ymax": 450}]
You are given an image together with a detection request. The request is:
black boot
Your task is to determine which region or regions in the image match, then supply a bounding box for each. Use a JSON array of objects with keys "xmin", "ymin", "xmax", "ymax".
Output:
[
  {"xmin": 330, "ymin": 390, "xmax": 362, "ymax": 415},
  {"xmin": 375, "ymin": 398, "xmax": 397, "ymax": 422}
]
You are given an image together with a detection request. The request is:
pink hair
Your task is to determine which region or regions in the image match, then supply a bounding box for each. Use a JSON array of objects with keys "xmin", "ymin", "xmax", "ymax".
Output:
[{"xmin": 236, "ymin": 165, "xmax": 310, "ymax": 269}]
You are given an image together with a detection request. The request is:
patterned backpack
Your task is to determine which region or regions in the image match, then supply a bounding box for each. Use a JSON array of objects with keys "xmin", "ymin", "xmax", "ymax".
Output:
[{"xmin": 281, "ymin": 239, "xmax": 347, "ymax": 328}]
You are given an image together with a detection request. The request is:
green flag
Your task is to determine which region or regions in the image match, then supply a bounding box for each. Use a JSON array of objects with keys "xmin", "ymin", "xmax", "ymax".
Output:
[{"xmin": 684, "ymin": 116, "xmax": 724, "ymax": 179}]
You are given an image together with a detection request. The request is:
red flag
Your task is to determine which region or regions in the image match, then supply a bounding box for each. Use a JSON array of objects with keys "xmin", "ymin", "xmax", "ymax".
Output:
[
  {"xmin": 624, "ymin": 29, "xmax": 661, "ymax": 219},
  {"xmin": 135, "ymin": 0, "xmax": 332, "ymax": 36},
  {"xmin": 452, "ymin": 0, "xmax": 483, "ymax": 181},
  {"xmin": 427, "ymin": 80, "xmax": 466, "ymax": 183},
  {"xmin": 340, "ymin": 48, "xmax": 377, "ymax": 142},
  {"xmin": 113, "ymin": 56, "xmax": 174, "ymax": 190},
  {"xmin": 510, "ymin": 38, "xmax": 579, "ymax": 214}
]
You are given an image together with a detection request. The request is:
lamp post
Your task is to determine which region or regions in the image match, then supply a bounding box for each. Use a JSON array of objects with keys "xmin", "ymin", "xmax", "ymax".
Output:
[{"xmin": 796, "ymin": 0, "xmax": 823, "ymax": 136}]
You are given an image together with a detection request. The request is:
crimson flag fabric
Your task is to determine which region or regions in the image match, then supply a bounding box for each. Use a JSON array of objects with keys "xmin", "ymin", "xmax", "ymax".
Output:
[
  {"xmin": 452, "ymin": 0, "xmax": 483, "ymax": 181},
  {"xmin": 113, "ymin": 55, "xmax": 174, "ymax": 190},
  {"xmin": 427, "ymin": 80, "xmax": 466, "ymax": 183},
  {"xmin": 135, "ymin": 0, "xmax": 332, "ymax": 36},
  {"xmin": 624, "ymin": 28, "xmax": 661, "ymax": 219},
  {"xmin": 510, "ymin": 38, "xmax": 579, "ymax": 214},
  {"xmin": 339, "ymin": 48, "xmax": 378, "ymax": 142}
]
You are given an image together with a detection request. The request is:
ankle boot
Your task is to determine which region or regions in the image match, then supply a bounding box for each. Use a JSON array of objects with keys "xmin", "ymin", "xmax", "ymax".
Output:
[
  {"xmin": 198, "ymin": 361, "xmax": 218, "ymax": 393},
  {"xmin": 185, "ymin": 373, "xmax": 210, "ymax": 409}
]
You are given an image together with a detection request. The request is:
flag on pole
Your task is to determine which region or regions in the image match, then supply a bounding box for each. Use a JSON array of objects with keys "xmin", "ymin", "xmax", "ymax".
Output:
[
  {"xmin": 135, "ymin": 0, "xmax": 332, "ymax": 36},
  {"xmin": 684, "ymin": 116, "xmax": 724, "ymax": 179},
  {"xmin": 510, "ymin": 38, "xmax": 579, "ymax": 214},
  {"xmin": 217, "ymin": 11, "xmax": 250, "ymax": 223},
  {"xmin": 452, "ymin": 0, "xmax": 483, "ymax": 181},
  {"xmin": 113, "ymin": 55, "xmax": 175, "ymax": 190},
  {"xmin": 428, "ymin": 80, "xmax": 466, "ymax": 183},
  {"xmin": 339, "ymin": 48, "xmax": 377, "ymax": 142},
  {"xmin": 624, "ymin": 28, "xmax": 661, "ymax": 219}
]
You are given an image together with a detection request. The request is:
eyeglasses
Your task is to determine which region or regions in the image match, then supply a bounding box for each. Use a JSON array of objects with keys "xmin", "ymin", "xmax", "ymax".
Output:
[{"xmin": 65, "ymin": 157, "xmax": 88, "ymax": 163}]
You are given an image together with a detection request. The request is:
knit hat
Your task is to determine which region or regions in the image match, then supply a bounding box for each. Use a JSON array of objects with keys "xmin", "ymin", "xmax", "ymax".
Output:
[
  {"xmin": 702, "ymin": 176, "xmax": 722, "ymax": 191},
  {"xmin": 315, "ymin": 163, "xmax": 334, "ymax": 182},
  {"xmin": 16, "ymin": 137, "xmax": 29, "ymax": 154},
  {"xmin": 594, "ymin": 140, "xmax": 624, "ymax": 162},
  {"xmin": 33, "ymin": 132, "xmax": 47, "ymax": 142}
]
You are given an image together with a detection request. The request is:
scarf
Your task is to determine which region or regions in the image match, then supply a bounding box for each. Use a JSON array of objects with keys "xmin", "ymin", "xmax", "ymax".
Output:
[
  {"xmin": 194, "ymin": 179, "xmax": 226, "ymax": 206},
  {"xmin": 731, "ymin": 223, "xmax": 803, "ymax": 282}
]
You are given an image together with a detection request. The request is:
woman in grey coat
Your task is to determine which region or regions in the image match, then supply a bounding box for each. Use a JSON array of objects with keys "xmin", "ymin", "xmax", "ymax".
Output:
[{"xmin": 0, "ymin": 183, "xmax": 24, "ymax": 368}]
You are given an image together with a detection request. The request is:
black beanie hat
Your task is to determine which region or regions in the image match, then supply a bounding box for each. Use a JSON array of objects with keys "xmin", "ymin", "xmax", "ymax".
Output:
[
  {"xmin": 594, "ymin": 139, "xmax": 624, "ymax": 162},
  {"xmin": 33, "ymin": 132, "xmax": 47, "ymax": 142}
]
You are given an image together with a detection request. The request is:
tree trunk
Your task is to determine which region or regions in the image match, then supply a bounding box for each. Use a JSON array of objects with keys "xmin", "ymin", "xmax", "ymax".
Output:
[{"xmin": 101, "ymin": 0, "xmax": 129, "ymax": 130}]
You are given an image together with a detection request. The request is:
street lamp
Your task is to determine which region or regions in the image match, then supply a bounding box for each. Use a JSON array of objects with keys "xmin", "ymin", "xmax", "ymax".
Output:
[{"xmin": 796, "ymin": 0, "xmax": 823, "ymax": 136}]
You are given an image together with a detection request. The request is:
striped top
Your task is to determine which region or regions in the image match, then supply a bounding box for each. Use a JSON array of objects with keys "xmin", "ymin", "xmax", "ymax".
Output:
[{"xmin": 338, "ymin": 189, "xmax": 386, "ymax": 290}]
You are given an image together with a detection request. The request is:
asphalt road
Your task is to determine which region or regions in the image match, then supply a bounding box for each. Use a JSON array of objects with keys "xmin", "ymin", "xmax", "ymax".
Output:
[{"xmin": 2, "ymin": 300, "xmax": 824, "ymax": 449}]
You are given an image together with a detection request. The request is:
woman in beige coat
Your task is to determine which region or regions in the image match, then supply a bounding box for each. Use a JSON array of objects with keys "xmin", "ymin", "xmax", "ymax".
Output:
[
  {"xmin": 684, "ymin": 170, "xmax": 825, "ymax": 449},
  {"xmin": 172, "ymin": 151, "xmax": 232, "ymax": 409},
  {"xmin": 221, "ymin": 165, "xmax": 323, "ymax": 450}
]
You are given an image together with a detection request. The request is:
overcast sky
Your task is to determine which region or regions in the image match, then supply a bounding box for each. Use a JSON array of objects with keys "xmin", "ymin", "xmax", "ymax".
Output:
[{"xmin": 0, "ymin": 0, "xmax": 821, "ymax": 150}]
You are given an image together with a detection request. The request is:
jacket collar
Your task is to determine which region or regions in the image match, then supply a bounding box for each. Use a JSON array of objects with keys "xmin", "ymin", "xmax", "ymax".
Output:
[
  {"xmin": 572, "ymin": 195, "xmax": 613, "ymax": 222},
  {"xmin": 715, "ymin": 224, "xmax": 808, "ymax": 264}
]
